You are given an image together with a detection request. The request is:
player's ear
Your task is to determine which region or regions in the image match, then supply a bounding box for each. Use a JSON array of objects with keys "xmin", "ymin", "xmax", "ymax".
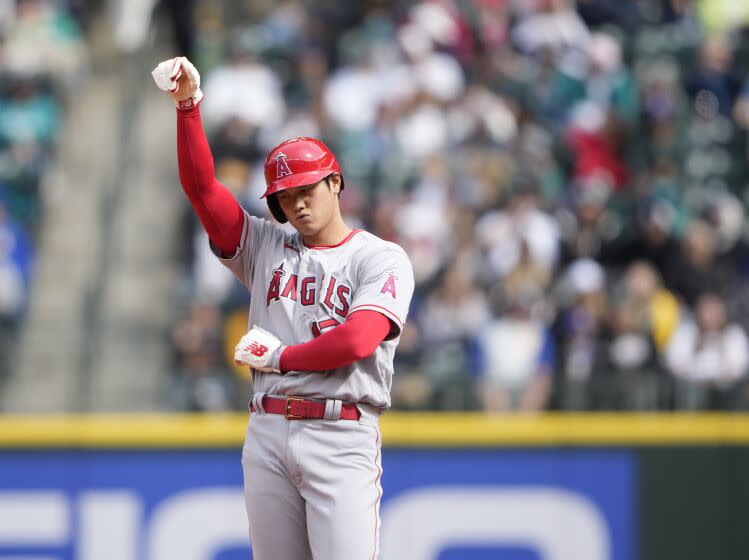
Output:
[{"xmin": 327, "ymin": 173, "xmax": 342, "ymax": 195}]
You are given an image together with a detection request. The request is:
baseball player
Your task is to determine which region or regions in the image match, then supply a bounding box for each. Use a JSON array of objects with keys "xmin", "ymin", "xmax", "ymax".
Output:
[{"xmin": 152, "ymin": 57, "xmax": 414, "ymax": 559}]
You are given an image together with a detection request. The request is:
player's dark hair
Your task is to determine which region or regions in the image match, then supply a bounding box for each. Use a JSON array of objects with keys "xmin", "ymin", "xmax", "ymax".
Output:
[{"xmin": 267, "ymin": 193, "xmax": 287, "ymax": 223}]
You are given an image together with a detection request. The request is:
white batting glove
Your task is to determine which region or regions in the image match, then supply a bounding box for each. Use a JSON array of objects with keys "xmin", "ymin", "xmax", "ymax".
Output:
[
  {"xmin": 151, "ymin": 56, "xmax": 204, "ymax": 109},
  {"xmin": 234, "ymin": 325, "xmax": 285, "ymax": 373}
]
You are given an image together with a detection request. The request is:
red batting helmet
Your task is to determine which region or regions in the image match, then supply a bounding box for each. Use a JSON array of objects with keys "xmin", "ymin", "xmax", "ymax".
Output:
[{"xmin": 262, "ymin": 137, "xmax": 343, "ymax": 223}]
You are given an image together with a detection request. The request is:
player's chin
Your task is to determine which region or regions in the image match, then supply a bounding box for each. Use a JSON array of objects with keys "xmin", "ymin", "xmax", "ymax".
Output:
[{"xmin": 291, "ymin": 216, "xmax": 316, "ymax": 233}]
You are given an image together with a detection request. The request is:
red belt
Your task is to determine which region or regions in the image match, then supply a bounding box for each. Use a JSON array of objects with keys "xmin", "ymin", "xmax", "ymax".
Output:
[{"xmin": 256, "ymin": 395, "xmax": 361, "ymax": 420}]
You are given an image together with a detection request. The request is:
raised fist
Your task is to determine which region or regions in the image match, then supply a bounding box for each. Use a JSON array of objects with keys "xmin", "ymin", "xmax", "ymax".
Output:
[{"xmin": 151, "ymin": 56, "xmax": 204, "ymax": 109}]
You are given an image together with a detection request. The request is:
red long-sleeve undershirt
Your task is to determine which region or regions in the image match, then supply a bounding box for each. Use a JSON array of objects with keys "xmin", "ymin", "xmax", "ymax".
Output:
[
  {"xmin": 175, "ymin": 105, "xmax": 392, "ymax": 371},
  {"xmin": 280, "ymin": 310, "xmax": 392, "ymax": 372},
  {"xmin": 177, "ymin": 104, "xmax": 244, "ymax": 256}
]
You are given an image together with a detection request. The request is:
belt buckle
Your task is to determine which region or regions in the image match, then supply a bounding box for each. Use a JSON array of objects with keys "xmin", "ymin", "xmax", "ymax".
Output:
[{"xmin": 285, "ymin": 397, "xmax": 305, "ymax": 420}]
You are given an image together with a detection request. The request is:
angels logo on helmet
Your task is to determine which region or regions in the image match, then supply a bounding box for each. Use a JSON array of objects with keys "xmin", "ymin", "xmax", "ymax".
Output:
[{"xmin": 275, "ymin": 152, "xmax": 292, "ymax": 179}]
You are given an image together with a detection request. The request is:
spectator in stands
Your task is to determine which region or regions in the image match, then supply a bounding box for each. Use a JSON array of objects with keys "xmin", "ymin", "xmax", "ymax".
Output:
[
  {"xmin": 201, "ymin": 28, "xmax": 287, "ymax": 133},
  {"xmin": 600, "ymin": 189, "xmax": 682, "ymax": 279},
  {"xmin": 665, "ymin": 292, "xmax": 749, "ymax": 410},
  {"xmin": 702, "ymin": 191, "xmax": 745, "ymax": 259},
  {"xmin": 389, "ymin": 322, "xmax": 432, "ymax": 410},
  {"xmin": 0, "ymin": 72, "xmax": 59, "ymax": 147},
  {"xmin": 516, "ymin": 118, "xmax": 565, "ymax": 206},
  {"xmin": 420, "ymin": 258, "xmax": 491, "ymax": 346},
  {"xmin": 3, "ymin": 0, "xmax": 87, "ymax": 91},
  {"xmin": 0, "ymin": 72, "xmax": 59, "ymax": 233},
  {"xmin": 606, "ymin": 261, "xmax": 680, "ymax": 408},
  {"xmin": 511, "ymin": 0, "xmax": 590, "ymax": 62},
  {"xmin": 557, "ymin": 175, "xmax": 622, "ymax": 263},
  {"xmin": 585, "ymin": 32, "xmax": 639, "ymax": 127},
  {"xmin": 555, "ymin": 258, "xmax": 609, "ymax": 409},
  {"xmin": 0, "ymin": 197, "xmax": 34, "ymax": 379},
  {"xmin": 419, "ymin": 256, "xmax": 490, "ymax": 409},
  {"xmin": 639, "ymin": 59, "xmax": 687, "ymax": 165},
  {"xmin": 665, "ymin": 219, "xmax": 733, "ymax": 307},
  {"xmin": 476, "ymin": 293, "xmax": 555, "ymax": 412},
  {"xmin": 685, "ymin": 35, "xmax": 741, "ymax": 119},
  {"xmin": 320, "ymin": 29, "xmax": 388, "ymax": 189},
  {"xmin": 565, "ymin": 101, "xmax": 629, "ymax": 190},
  {"xmin": 407, "ymin": 0, "xmax": 475, "ymax": 66},
  {"xmin": 514, "ymin": 43, "xmax": 587, "ymax": 128},
  {"xmin": 0, "ymin": 197, "xmax": 33, "ymax": 305},
  {"xmin": 387, "ymin": 20, "xmax": 466, "ymax": 160},
  {"xmin": 322, "ymin": 32, "xmax": 382, "ymax": 136},
  {"xmin": 169, "ymin": 302, "xmax": 232, "ymax": 411},
  {"xmin": 391, "ymin": 160, "xmax": 454, "ymax": 288},
  {"xmin": 475, "ymin": 176, "xmax": 560, "ymax": 289}
]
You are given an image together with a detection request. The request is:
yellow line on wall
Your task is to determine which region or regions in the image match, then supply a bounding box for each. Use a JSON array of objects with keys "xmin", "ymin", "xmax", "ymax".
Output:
[
  {"xmin": 384, "ymin": 413, "xmax": 749, "ymax": 446},
  {"xmin": 0, "ymin": 414, "xmax": 247, "ymax": 448},
  {"xmin": 1, "ymin": 413, "xmax": 749, "ymax": 448}
]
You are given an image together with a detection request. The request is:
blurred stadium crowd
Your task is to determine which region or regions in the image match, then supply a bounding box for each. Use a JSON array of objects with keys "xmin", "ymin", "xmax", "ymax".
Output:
[
  {"xmin": 170, "ymin": 0, "xmax": 749, "ymax": 413},
  {"xmin": 5, "ymin": 0, "xmax": 749, "ymax": 414},
  {"xmin": 0, "ymin": 1, "xmax": 86, "ymax": 384}
]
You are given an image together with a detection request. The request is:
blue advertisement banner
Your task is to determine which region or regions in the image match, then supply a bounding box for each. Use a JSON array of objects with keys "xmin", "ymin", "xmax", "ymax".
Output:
[{"xmin": 0, "ymin": 449, "xmax": 635, "ymax": 560}]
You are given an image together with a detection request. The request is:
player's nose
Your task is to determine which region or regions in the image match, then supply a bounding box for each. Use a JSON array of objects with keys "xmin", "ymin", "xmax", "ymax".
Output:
[{"xmin": 293, "ymin": 194, "xmax": 306, "ymax": 209}]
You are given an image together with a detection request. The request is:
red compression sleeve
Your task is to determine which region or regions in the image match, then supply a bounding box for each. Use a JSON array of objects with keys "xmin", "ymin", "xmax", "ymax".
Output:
[
  {"xmin": 177, "ymin": 104, "xmax": 244, "ymax": 256},
  {"xmin": 279, "ymin": 310, "xmax": 392, "ymax": 372}
]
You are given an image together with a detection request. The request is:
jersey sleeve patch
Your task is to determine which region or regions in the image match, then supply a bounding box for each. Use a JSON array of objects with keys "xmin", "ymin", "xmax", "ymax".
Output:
[
  {"xmin": 380, "ymin": 274, "xmax": 397, "ymax": 298},
  {"xmin": 348, "ymin": 247, "xmax": 414, "ymax": 339}
]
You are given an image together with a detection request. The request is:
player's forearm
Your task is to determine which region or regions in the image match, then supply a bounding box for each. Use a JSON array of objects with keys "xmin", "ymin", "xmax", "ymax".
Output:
[
  {"xmin": 177, "ymin": 104, "xmax": 217, "ymax": 194},
  {"xmin": 176, "ymin": 104, "xmax": 244, "ymax": 255},
  {"xmin": 280, "ymin": 310, "xmax": 391, "ymax": 372}
]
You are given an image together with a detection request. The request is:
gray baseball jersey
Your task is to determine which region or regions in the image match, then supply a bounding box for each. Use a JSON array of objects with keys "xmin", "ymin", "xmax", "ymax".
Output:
[{"xmin": 217, "ymin": 210, "xmax": 415, "ymax": 409}]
